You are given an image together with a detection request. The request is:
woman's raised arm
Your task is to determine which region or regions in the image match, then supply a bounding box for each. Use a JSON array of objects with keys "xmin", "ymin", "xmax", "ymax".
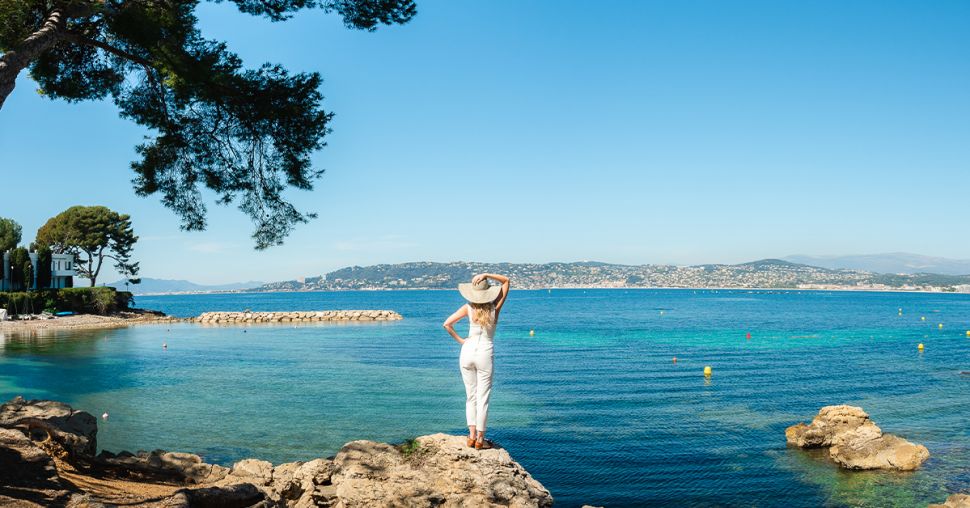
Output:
[{"xmin": 473, "ymin": 273, "xmax": 510, "ymax": 313}]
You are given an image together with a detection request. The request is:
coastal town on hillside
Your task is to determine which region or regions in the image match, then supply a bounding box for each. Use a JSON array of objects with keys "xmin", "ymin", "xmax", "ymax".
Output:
[{"xmin": 250, "ymin": 260, "xmax": 970, "ymax": 294}]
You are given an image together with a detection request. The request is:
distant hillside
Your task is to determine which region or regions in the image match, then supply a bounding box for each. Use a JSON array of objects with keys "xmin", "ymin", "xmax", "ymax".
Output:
[
  {"xmin": 252, "ymin": 259, "xmax": 970, "ymax": 292},
  {"xmin": 784, "ymin": 253, "xmax": 970, "ymax": 276},
  {"xmin": 106, "ymin": 278, "xmax": 264, "ymax": 295}
]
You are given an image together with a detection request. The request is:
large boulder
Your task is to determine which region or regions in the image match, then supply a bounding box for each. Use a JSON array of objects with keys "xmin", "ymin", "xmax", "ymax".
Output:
[
  {"xmin": 0, "ymin": 396, "xmax": 98, "ymax": 457},
  {"xmin": 786, "ymin": 405, "xmax": 929, "ymax": 471}
]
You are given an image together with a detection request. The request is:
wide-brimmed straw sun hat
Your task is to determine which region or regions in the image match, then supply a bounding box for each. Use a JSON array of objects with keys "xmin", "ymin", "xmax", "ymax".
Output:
[{"xmin": 458, "ymin": 278, "xmax": 502, "ymax": 304}]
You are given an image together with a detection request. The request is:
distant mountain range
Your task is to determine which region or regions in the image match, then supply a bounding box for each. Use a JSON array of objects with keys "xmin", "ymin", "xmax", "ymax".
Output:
[
  {"xmin": 252, "ymin": 259, "xmax": 970, "ymax": 293},
  {"xmin": 783, "ymin": 253, "xmax": 970, "ymax": 276},
  {"xmin": 106, "ymin": 278, "xmax": 264, "ymax": 295},
  {"xmin": 111, "ymin": 253, "xmax": 970, "ymax": 295}
]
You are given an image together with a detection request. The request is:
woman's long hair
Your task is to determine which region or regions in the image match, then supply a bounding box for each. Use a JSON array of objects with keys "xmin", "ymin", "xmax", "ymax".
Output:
[{"xmin": 470, "ymin": 301, "xmax": 496, "ymax": 329}]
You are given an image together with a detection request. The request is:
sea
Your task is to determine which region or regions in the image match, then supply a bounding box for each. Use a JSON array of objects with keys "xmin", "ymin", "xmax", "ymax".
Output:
[{"xmin": 1, "ymin": 289, "xmax": 968, "ymax": 507}]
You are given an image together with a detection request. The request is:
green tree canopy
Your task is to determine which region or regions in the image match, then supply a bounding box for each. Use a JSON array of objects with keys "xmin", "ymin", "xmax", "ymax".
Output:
[
  {"xmin": 8, "ymin": 246, "xmax": 30, "ymax": 289},
  {"xmin": 0, "ymin": 0, "xmax": 416, "ymax": 249},
  {"xmin": 0, "ymin": 217, "xmax": 22, "ymax": 252},
  {"xmin": 35, "ymin": 205, "xmax": 140, "ymax": 287}
]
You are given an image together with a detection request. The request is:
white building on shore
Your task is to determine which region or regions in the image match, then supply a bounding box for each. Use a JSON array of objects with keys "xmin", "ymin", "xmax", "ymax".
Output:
[{"xmin": 1, "ymin": 251, "xmax": 76, "ymax": 291}]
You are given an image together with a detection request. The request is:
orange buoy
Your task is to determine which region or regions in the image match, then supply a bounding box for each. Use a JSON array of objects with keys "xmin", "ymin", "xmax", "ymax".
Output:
[{"xmin": 746, "ymin": 332, "xmax": 751, "ymax": 340}]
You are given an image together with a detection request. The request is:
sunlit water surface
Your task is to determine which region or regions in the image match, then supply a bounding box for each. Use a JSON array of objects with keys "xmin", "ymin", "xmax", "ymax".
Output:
[{"xmin": 2, "ymin": 289, "xmax": 968, "ymax": 507}]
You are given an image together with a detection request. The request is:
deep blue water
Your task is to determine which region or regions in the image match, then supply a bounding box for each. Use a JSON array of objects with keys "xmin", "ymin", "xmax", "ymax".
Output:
[{"xmin": 1, "ymin": 289, "xmax": 969, "ymax": 507}]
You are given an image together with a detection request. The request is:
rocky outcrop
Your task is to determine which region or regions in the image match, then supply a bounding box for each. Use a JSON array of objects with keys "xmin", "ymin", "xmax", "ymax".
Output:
[
  {"xmin": 0, "ymin": 396, "xmax": 98, "ymax": 457},
  {"xmin": 196, "ymin": 310, "xmax": 403, "ymax": 324},
  {"xmin": 930, "ymin": 493, "xmax": 970, "ymax": 508},
  {"xmin": 786, "ymin": 405, "xmax": 930, "ymax": 471},
  {"xmin": 325, "ymin": 434, "xmax": 552, "ymax": 507},
  {"xmin": 0, "ymin": 398, "xmax": 552, "ymax": 507}
]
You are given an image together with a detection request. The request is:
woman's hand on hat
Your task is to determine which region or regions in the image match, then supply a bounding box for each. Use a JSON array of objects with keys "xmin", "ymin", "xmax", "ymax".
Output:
[{"xmin": 472, "ymin": 273, "xmax": 487, "ymax": 284}]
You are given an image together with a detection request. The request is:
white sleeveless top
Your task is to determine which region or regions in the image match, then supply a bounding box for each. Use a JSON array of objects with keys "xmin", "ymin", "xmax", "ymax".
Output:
[{"xmin": 467, "ymin": 305, "xmax": 495, "ymax": 341}]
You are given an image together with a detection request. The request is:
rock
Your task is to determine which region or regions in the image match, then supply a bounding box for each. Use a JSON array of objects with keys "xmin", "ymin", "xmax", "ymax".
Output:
[
  {"xmin": 0, "ymin": 396, "xmax": 98, "ymax": 458},
  {"xmin": 829, "ymin": 433, "xmax": 930, "ymax": 471},
  {"xmin": 785, "ymin": 405, "xmax": 878, "ymax": 448},
  {"xmin": 268, "ymin": 461, "xmax": 303, "ymax": 502},
  {"xmin": 0, "ymin": 427, "xmax": 76, "ymax": 507},
  {"xmin": 168, "ymin": 483, "xmax": 267, "ymax": 508},
  {"xmin": 930, "ymin": 493, "xmax": 970, "ymax": 508},
  {"xmin": 230, "ymin": 458, "xmax": 274, "ymax": 486},
  {"xmin": 786, "ymin": 405, "xmax": 929, "ymax": 471},
  {"xmin": 328, "ymin": 433, "xmax": 552, "ymax": 507},
  {"xmin": 0, "ymin": 427, "xmax": 63, "ymax": 487},
  {"xmin": 282, "ymin": 458, "xmax": 337, "ymax": 507},
  {"xmin": 97, "ymin": 449, "xmax": 230, "ymax": 484}
]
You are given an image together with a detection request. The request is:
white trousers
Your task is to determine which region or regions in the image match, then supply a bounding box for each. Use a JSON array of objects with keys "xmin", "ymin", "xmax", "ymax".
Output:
[{"xmin": 459, "ymin": 336, "xmax": 494, "ymax": 431}]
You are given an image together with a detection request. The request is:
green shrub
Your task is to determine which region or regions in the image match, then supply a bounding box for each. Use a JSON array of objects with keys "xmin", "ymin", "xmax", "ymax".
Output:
[
  {"xmin": 398, "ymin": 438, "xmax": 421, "ymax": 459},
  {"xmin": 43, "ymin": 296, "xmax": 57, "ymax": 314},
  {"xmin": 115, "ymin": 291, "xmax": 134, "ymax": 310},
  {"xmin": 0, "ymin": 291, "xmax": 44, "ymax": 315},
  {"xmin": 0, "ymin": 287, "xmax": 132, "ymax": 316}
]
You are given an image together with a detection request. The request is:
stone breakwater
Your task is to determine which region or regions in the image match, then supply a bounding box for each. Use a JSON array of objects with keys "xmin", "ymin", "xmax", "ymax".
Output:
[
  {"xmin": 196, "ymin": 310, "xmax": 403, "ymax": 324},
  {"xmin": 0, "ymin": 397, "xmax": 552, "ymax": 507}
]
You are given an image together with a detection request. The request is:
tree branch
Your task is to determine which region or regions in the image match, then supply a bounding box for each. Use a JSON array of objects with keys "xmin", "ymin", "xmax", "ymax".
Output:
[
  {"xmin": 59, "ymin": 32, "xmax": 153, "ymax": 68},
  {"xmin": 60, "ymin": 32, "xmax": 172, "ymax": 123},
  {"xmin": 0, "ymin": 8, "xmax": 67, "ymax": 109}
]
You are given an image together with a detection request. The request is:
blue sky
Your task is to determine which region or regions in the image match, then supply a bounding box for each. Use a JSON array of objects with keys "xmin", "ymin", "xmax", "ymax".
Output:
[{"xmin": 1, "ymin": 0, "xmax": 968, "ymax": 284}]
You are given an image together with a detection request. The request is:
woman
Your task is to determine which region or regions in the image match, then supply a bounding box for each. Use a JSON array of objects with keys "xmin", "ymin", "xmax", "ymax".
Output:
[{"xmin": 442, "ymin": 272, "xmax": 510, "ymax": 450}]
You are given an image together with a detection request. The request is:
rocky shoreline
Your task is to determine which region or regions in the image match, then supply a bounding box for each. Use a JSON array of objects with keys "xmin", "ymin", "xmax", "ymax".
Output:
[
  {"xmin": 0, "ymin": 397, "xmax": 552, "ymax": 507},
  {"xmin": 0, "ymin": 310, "xmax": 403, "ymax": 333},
  {"xmin": 0, "ymin": 311, "xmax": 179, "ymax": 333}
]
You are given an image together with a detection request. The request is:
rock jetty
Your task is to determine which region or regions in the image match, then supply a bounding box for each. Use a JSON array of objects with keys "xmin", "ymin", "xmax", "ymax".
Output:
[
  {"xmin": 785, "ymin": 405, "xmax": 930, "ymax": 471},
  {"xmin": 196, "ymin": 310, "xmax": 403, "ymax": 324},
  {"xmin": 0, "ymin": 397, "xmax": 552, "ymax": 507}
]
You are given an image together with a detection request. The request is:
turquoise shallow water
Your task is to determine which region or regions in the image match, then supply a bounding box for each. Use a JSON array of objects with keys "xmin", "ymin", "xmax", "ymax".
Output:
[{"xmin": 1, "ymin": 289, "xmax": 969, "ymax": 507}]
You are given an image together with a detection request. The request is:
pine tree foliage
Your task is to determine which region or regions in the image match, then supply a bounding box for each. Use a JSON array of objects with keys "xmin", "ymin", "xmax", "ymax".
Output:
[{"xmin": 0, "ymin": 0, "xmax": 416, "ymax": 248}]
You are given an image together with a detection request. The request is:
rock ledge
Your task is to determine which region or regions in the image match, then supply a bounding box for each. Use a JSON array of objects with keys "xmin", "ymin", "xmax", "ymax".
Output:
[{"xmin": 0, "ymin": 397, "xmax": 551, "ymax": 507}]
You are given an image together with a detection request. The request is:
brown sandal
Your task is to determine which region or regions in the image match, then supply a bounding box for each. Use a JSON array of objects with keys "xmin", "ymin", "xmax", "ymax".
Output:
[
  {"xmin": 475, "ymin": 438, "xmax": 494, "ymax": 450},
  {"xmin": 466, "ymin": 437, "xmax": 476, "ymax": 448}
]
